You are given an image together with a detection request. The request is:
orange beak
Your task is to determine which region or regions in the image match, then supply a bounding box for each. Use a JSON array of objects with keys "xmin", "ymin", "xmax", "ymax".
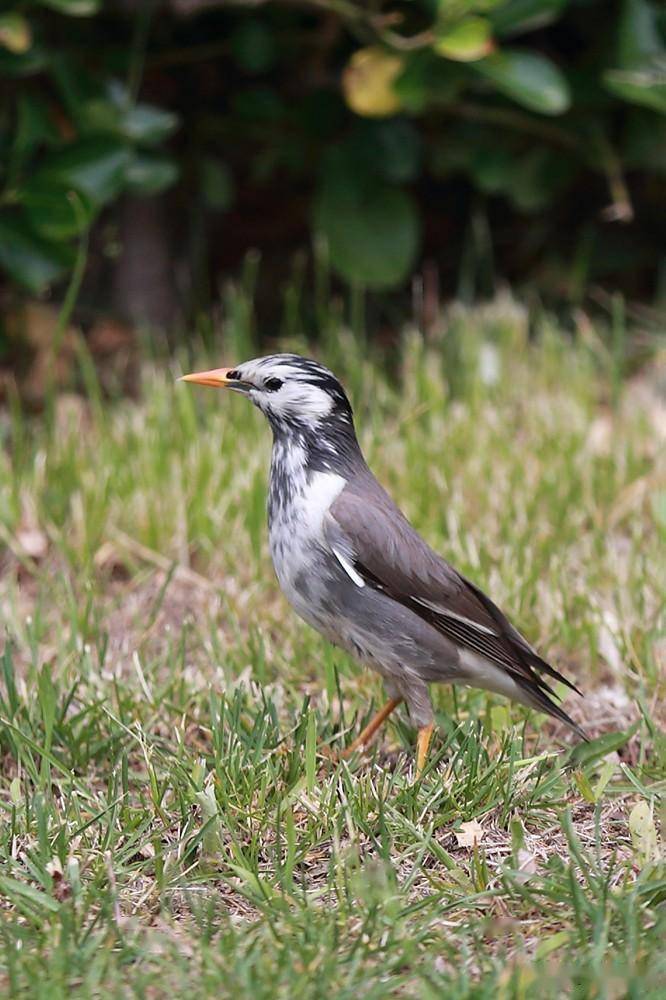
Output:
[{"xmin": 178, "ymin": 366, "xmax": 236, "ymax": 389}]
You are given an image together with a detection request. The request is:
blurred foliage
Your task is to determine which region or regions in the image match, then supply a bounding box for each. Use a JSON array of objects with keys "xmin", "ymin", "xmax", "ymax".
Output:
[
  {"xmin": 0, "ymin": 0, "xmax": 664, "ymax": 323},
  {"xmin": 0, "ymin": 0, "xmax": 179, "ymax": 297}
]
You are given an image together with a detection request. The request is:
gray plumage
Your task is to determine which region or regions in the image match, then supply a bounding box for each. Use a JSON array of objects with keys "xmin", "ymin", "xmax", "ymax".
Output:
[{"xmin": 183, "ymin": 353, "xmax": 587, "ymax": 744}]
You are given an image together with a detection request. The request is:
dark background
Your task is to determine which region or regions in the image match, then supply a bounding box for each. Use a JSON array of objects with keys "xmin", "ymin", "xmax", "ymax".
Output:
[{"xmin": 0, "ymin": 0, "xmax": 664, "ymax": 364}]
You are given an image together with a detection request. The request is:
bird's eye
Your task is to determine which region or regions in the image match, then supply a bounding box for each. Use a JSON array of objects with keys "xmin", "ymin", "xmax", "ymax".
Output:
[
  {"xmin": 227, "ymin": 369, "xmax": 241, "ymax": 381},
  {"xmin": 264, "ymin": 377, "xmax": 283, "ymax": 392}
]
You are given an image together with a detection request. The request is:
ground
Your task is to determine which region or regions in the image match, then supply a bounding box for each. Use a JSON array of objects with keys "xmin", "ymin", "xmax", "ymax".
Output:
[{"xmin": 0, "ymin": 298, "xmax": 664, "ymax": 997}]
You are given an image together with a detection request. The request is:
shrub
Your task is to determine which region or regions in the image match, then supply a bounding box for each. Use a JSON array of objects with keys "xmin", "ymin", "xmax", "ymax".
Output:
[{"xmin": 0, "ymin": 0, "xmax": 664, "ymax": 319}]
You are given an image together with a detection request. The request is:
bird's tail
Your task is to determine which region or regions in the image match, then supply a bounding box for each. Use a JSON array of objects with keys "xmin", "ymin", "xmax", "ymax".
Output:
[
  {"xmin": 517, "ymin": 677, "xmax": 589, "ymax": 742},
  {"xmin": 462, "ymin": 649, "xmax": 589, "ymax": 742}
]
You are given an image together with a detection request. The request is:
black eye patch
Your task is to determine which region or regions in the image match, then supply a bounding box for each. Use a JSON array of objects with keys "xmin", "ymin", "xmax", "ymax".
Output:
[{"xmin": 264, "ymin": 377, "xmax": 283, "ymax": 392}]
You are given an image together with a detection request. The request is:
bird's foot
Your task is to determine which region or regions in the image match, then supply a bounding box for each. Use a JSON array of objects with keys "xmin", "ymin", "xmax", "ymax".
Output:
[{"xmin": 415, "ymin": 723, "xmax": 434, "ymax": 779}]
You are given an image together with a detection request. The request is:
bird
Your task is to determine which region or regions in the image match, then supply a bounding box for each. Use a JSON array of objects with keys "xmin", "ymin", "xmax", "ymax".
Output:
[{"xmin": 180, "ymin": 354, "xmax": 586, "ymax": 775}]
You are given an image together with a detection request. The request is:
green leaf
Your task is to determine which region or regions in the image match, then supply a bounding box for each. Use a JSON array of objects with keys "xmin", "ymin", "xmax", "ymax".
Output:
[
  {"xmin": 1, "ymin": 644, "xmax": 19, "ymax": 717},
  {"xmin": 0, "ymin": 876, "xmax": 60, "ymax": 913},
  {"xmin": 31, "ymin": 137, "xmax": 131, "ymax": 207},
  {"xmin": 535, "ymin": 930, "xmax": 569, "ymax": 960},
  {"xmin": 604, "ymin": 67, "xmax": 666, "ymax": 114},
  {"xmin": 121, "ymin": 105, "xmax": 179, "ymax": 145},
  {"xmin": 568, "ymin": 726, "xmax": 638, "ymax": 769},
  {"xmin": 0, "ymin": 213, "xmax": 73, "ymax": 293},
  {"xmin": 490, "ymin": 0, "xmax": 569, "ymax": 37},
  {"xmin": 227, "ymin": 863, "xmax": 275, "ymax": 902},
  {"xmin": 6, "ymin": 94, "xmax": 61, "ymax": 181},
  {"xmin": 604, "ymin": 0, "xmax": 666, "ymax": 112},
  {"xmin": 315, "ymin": 148, "xmax": 420, "ymax": 289},
  {"xmin": 14, "ymin": 94, "xmax": 60, "ymax": 159},
  {"xmin": 125, "ymin": 153, "xmax": 179, "ymax": 195},
  {"xmin": 617, "ymin": 0, "xmax": 663, "ymax": 67},
  {"xmin": 38, "ymin": 0, "xmax": 101, "ymax": 15},
  {"xmin": 593, "ymin": 759, "xmax": 616, "ymax": 801},
  {"xmin": 474, "ymin": 50, "xmax": 571, "ymax": 114},
  {"xmin": 19, "ymin": 183, "xmax": 93, "ymax": 240},
  {"xmin": 0, "ymin": 13, "xmax": 32, "ymax": 54},
  {"xmin": 434, "ymin": 17, "xmax": 493, "ymax": 63},
  {"xmin": 82, "ymin": 97, "xmax": 179, "ymax": 145},
  {"xmin": 305, "ymin": 709, "xmax": 316, "ymax": 794},
  {"xmin": 9, "ymin": 776, "xmax": 21, "ymax": 806},
  {"xmin": 50, "ymin": 53, "xmax": 100, "ymax": 120},
  {"xmin": 76, "ymin": 97, "xmax": 121, "ymax": 135},
  {"xmin": 38, "ymin": 662, "xmax": 57, "ymax": 745},
  {"xmin": 572, "ymin": 769, "xmax": 596, "ymax": 803}
]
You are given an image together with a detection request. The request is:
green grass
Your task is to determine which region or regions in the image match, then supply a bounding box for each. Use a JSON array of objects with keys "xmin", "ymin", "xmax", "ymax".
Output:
[{"xmin": 0, "ymin": 297, "xmax": 664, "ymax": 997}]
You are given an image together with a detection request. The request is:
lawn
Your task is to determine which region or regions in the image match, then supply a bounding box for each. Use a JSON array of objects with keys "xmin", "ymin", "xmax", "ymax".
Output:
[{"xmin": 0, "ymin": 298, "xmax": 664, "ymax": 997}]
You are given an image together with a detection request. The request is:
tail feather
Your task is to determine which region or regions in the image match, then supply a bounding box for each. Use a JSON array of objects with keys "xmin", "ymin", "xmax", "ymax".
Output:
[
  {"xmin": 520, "ymin": 680, "xmax": 589, "ymax": 742},
  {"xmin": 463, "ymin": 577, "xmax": 584, "ymax": 699},
  {"xmin": 458, "ymin": 648, "xmax": 588, "ymax": 741},
  {"xmin": 525, "ymin": 650, "xmax": 584, "ymax": 698}
]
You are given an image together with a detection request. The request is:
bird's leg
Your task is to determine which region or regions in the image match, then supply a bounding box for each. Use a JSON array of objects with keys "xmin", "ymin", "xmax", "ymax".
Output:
[
  {"xmin": 415, "ymin": 723, "xmax": 434, "ymax": 778},
  {"xmin": 340, "ymin": 697, "xmax": 403, "ymax": 759}
]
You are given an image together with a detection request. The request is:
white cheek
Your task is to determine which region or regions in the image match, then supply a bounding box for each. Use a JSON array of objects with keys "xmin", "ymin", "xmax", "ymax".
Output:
[
  {"xmin": 256, "ymin": 385, "xmax": 332, "ymax": 425},
  {"xmin": 250, "ymin": 388, "xmax": 272, "ymax": 413}
]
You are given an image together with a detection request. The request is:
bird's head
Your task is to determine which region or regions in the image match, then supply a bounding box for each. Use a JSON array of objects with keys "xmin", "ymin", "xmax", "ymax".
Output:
[{"xmin": 180, "ymin": 354, "xmax": 354, "ymax": 436}]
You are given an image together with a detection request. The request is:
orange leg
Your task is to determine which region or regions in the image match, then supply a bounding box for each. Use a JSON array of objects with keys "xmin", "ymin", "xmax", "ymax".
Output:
[
  {"xmin": 340, "ymin": 697, "xmax": 402, "ymax": 759},
  {"xmin": 415, "ymin": 723, "xmax": 434, "ymax": 778}
]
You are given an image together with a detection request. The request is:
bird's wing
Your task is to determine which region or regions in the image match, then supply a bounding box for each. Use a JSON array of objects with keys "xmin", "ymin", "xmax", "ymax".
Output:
[{"xmin": 327, "ymin": 473, "xmax": 585, "ymax": 735}]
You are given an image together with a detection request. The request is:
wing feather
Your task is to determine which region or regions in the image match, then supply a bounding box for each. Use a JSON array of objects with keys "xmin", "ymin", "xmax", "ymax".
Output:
[{"xmin": 327, "ymin": 472, "xmax": 585, "ymax": 736}]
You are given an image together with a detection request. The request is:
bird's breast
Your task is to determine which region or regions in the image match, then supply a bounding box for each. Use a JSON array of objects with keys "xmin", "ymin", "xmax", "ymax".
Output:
[{"xmin": 268, "ymin": 464, "xmax": 347, "ymax": 621}]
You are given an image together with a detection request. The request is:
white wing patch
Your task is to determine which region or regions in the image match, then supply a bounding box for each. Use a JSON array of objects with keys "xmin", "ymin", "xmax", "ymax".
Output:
[
  {"xmin": 332, "ymin": 546, "xmax": 365, "ymax": 588},
  {"xmin": 412, "ymin": 596, "xmax": 497, "ymax": 636}
]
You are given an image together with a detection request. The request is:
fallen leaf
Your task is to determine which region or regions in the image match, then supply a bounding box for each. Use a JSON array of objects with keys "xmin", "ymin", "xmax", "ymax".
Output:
[
  {"xmin": 455, "ymin": 819, "xmax": 485, "ymax": 848},
  {"xmin": 514, "ymin": 847, "xmax": 538, "ymax": 883},
  {"xmin": 629, "ymin": 800, "xmax": 660, "ymax": 866}
]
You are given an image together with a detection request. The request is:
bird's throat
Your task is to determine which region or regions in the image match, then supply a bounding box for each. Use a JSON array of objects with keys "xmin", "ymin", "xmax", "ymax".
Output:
[{"xmin": 267, "ymin": 420, "xmax": 361, "ymax": 527}]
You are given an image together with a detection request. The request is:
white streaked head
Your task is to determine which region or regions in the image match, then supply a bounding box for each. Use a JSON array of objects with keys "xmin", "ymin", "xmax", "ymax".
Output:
[{"xmin": 180, "ymin": 353, "xmax": 354, "ymax": 431}]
